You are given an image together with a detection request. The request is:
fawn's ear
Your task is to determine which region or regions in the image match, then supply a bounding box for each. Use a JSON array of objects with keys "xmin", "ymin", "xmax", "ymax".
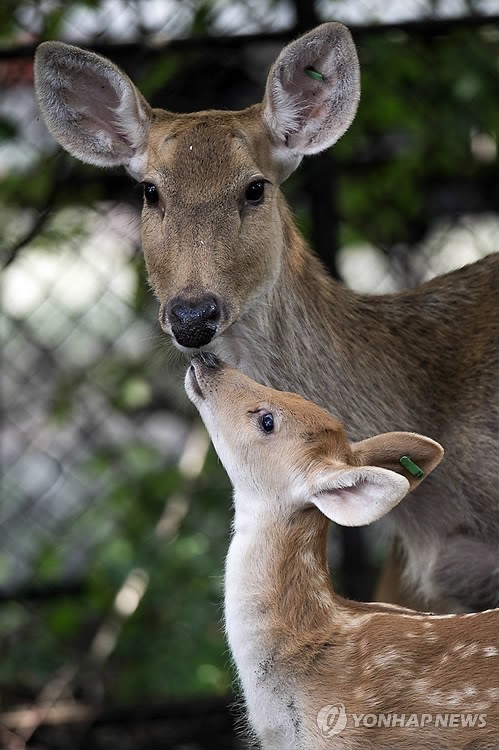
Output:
[
  {"xmin": 310, "ymin": 432, "xmax": 444, "ymax": 526},
  {"xmin": 262, "ymin": 22, "xmax": 360, "ymax": 177},
  {"xmin": 310, "ymin": 466, "xmax": 410, "ymax": 526},
  {"xmin": 351, "ymin": 431, "xmax": 445, "ymax": 492},
  {"xmin": 34, "ymin": 41, "xmax": 154, "ymax": 177}
]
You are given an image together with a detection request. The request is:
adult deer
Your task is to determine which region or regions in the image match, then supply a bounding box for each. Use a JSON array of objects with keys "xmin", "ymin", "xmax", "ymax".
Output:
[
  {"xmin": 34, "ymin": 23, "xmax": 499, "ymax": 612},
  {"xmin": 185, "ymin": 354, "xmax": 499, "ymax": 750}
]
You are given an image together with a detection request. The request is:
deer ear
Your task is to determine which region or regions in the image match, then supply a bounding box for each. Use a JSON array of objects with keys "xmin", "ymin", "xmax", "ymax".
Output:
[
  {"xmin": 351, "ymin": 432, "xmax": 445, "ymax": 491},
  {"xmin": 310, "ymin": 466, "xmax": 410, "ymax": 526},
  {"xmin": 309, "ymin": 432, "xmax": 444, "ymax": 526},
  {"xmin": 34, "ymin": 41, "xmax": 153, "ymax": 178},
  {"xmin": 262, "ymin": 22, "xmax": 360, "ymax": 174}
]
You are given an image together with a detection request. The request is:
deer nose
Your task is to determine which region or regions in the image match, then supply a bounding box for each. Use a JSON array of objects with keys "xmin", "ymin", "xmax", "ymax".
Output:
[{"xmin": 167, "ymin": 294, "xmax": 222, "ymax": 348}]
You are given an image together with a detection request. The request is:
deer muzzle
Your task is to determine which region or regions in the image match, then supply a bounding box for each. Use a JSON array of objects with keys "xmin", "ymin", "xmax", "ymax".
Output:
[
  {"xmin": 186, "ymin": 353, "xmax": 224, "ymax": 402},
  {"xmin": 164, "ymin": 293, "xmax": 223, "ymax": 348}
]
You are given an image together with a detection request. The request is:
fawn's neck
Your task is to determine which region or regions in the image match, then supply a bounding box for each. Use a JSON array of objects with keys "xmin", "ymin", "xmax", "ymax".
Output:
[
  {"xmin": 225, "ymin": 494, "xmax": 336, "ymax": 674},
  {"xmin": 225, "ymin": 493, "xmax": 347, "ymax": 747}
]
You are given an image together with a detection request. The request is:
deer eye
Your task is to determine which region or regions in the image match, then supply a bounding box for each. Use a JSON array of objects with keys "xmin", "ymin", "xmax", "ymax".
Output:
[
  {"xmin": 245, "ymin": 180, "xmax": 265, "ymax": 204},
  {"xmin": 259, "ymin": 412, "xmax": 274, "ymax": 434},
  {"xmin": 143, "ymin": 182, "xmax": 159, "ymax": 205}
]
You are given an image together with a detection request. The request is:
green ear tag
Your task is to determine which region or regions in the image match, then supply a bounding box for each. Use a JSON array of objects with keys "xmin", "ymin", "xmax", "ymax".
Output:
[
  {"xmin": 399, "ymin": 455, "xmax": 425, "ymax": 479},
  {"xmin": 304, "ymin": 66, "xmax": 325, "ymax": 82}
]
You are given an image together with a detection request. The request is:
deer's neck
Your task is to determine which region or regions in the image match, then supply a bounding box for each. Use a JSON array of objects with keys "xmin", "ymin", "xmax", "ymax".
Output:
[
  {"xmin": 225, "ymin": 495, "xmax": 342, "ymax": 747},
  {"xmin": 214, "ymin": 197, "xmax": 466, "ymax": 447},
  {"xmin": 225, "ymin": 496, "xmax": 335, "ymax": 677},
  {"xmin": 213, "ymin": 201, "xmax": 410, "ymax": 439}
]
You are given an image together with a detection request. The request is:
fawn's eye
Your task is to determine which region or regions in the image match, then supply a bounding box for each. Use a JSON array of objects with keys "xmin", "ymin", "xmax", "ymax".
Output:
[
  {"xmin": 245, "ymin": 180, "xmax": 265, "ymax": 204},
  {"xmin": 143, "ymin": 182, "xmax": 159, "ymax": 205},
  {"xmin": 259, "ymin": 412, "xmax": 274, "ymax": 434}
]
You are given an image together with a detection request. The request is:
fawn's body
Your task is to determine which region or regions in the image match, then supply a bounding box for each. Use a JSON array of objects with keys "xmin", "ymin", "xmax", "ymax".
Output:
[
  {"xmin": 227, "ymin": 509, "xmax": 498, "ymax": 749},
  {"xmin": 186, "ymin": 355, "xmax": 499, "ymax": 750},
  {"xmin": 35, "ymin": 23, "xmax": 499, "ymax": 611}
]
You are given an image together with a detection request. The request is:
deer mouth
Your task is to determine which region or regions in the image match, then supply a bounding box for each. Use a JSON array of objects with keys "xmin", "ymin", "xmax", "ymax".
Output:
[
  {"xmin": 187, "ymin": 353, "xmax": 224, "ymax": 401},
  {"xmin": 187, "ymin": 363, "xmax": 204, "ymax": 399}
]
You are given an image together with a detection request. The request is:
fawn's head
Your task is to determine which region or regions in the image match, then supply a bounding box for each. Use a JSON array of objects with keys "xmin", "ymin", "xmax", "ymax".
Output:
[
  {"xmin": 35, "ymin": 23, "xmax": 360, "ymax": 350},
  {"xmin": 185, "ymin": 355, "xmax": 444, "ymax": 524}
]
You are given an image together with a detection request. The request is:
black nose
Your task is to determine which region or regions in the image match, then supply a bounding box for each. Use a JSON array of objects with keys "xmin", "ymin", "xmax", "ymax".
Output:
[{"xmin": 167, "ymin": 294, "xmax": 221, "ymax": 348}]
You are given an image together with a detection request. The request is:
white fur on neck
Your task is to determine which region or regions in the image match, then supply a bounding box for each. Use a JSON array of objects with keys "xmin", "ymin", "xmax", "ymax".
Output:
[{"xmin": 225, "ymin": 488, "xmax": 301, "ymax": 749}]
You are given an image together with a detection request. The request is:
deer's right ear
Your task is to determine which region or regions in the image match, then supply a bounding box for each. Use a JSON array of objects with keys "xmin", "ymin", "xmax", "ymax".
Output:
[
  {"xmin": 262, "ymin": 22, "xmax": 360, "ymax": 177},
  {"xmin": 34, "ymin": 42, "xmax": 153, "ymax": 178},
  {"xmin": 307, "ymin": 431, "xmax": 443, "ymax": 527}
]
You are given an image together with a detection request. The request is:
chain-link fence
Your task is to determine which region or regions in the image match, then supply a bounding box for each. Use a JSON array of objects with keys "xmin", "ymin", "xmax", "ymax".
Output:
[{"xmin": 1, "ymin": 2, "xmax": 498, "ymax": 748}]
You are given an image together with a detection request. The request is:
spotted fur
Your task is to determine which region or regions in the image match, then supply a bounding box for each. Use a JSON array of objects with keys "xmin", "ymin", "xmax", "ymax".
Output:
[{"xmin": 186, "ymin": 359, "xmax": 499, "ymax": 750}]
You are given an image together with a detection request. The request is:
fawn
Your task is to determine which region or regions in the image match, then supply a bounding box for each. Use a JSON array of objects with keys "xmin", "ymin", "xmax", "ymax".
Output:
[
  {"xmin": 185, "ymin": 353, "xmax": 499, "ymax": 750},
  {"xmin": 34, "ymin": 23, "xmax": 499, "ymax": 612}
]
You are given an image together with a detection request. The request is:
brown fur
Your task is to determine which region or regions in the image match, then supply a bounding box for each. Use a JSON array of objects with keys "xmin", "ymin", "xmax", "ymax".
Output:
[
  {"xmin": 132, "ymin": 111, "xmax": 499, "ymax": 613},
  {"xmin": 34, "ymin": 25, "xmax": 499, "ymax": 613},
  {"xmin": 264, "ymin": 512, "xmax": 498, "ymax": 749},
  {"xmin": 186, "ymin": 358, "xmax": 499, "ymax": 750}
]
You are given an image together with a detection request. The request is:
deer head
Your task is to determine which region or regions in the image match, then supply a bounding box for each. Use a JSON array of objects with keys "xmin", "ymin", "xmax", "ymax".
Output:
[
  {"xmin": 34, "ymin": 23, "xmax": 360, "ymax": 349},
  {"xmin": 185, "ymin": 354, "xmax": 444, "ymax": 523}
]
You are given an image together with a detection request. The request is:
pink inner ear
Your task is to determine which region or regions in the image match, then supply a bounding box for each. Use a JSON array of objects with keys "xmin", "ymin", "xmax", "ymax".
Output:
[
  {"xmin": 312, "ymin": 468, "xmax": 410, "ymax": 527},
  {"xmin": 318, "ymin": 478, "xmax": 381, "ymax": 507},
  {"xmin": 286, "ymin": 101, "xmax": 329, "ymax": 150},
  {"xmin": 331, "ymin": 484, "xmax": 365, "ymax": 501},
  {"xmin": 63, "ymin": 70, "xmax": 132, "ymax": 148},
  {"xmin": 280, "ymin": 67, "xmax": 329, "ymax": 122},
  {"xmin": 65, "ymin": 69, "xmax": 121, "ymax": 116}
]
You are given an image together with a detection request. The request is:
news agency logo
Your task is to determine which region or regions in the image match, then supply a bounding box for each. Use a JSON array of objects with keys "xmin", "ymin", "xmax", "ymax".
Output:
[
  {"xmin": 316, "ymin": 704, "xmax": 348, "ymax": 737},
  {"xmin": 316, "ymin": 704, "xmax": 488, "ymax": 736}
]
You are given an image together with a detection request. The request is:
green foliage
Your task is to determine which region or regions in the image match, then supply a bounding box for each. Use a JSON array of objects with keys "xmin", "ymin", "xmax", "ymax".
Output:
[
  {"xmin": 137, "ymin": 56, "xmax": 180, "ymax": 100},
  {"xmin": 0, "ymin": 441, "xmax": 232, "ymax": 701},
  {"xmin": 335, "ymin": 30, "xmax": 498, "ymax": 246},
  {"xmin": 102, "ymin": 462, "xmax": 233, "ymax": 700}
]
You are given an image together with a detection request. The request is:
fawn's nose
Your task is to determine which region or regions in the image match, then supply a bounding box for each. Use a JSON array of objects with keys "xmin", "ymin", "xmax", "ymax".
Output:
[{"xmin": 166, "ymin": 294, "xmax": 222, "ymax": 348}]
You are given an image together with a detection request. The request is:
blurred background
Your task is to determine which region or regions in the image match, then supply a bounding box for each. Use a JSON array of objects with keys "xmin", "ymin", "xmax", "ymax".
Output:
[{"xmin": 1, "ymin": 1, "xmax": 498, "ymax": 748}]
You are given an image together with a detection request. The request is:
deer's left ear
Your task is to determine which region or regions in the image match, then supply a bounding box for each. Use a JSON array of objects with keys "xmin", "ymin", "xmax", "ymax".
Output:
[
  {"xmin": 309, "ymin": 432, "xmax": 444, "ymax": 526},
  {"xmin": 262, "ymin": 22, "xmax": 360, "ymax": 177}
]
